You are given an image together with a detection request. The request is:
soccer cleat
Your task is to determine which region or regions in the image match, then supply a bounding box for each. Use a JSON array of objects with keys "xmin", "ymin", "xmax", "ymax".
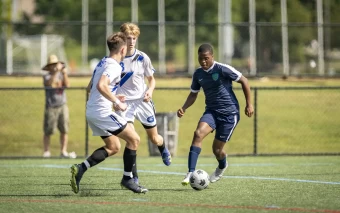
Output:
[
  {"xmin": 181, "ymin": 172, "xmax": 192, "ymax": 186},
  {"xmin": 209, "ymin": 165, "xmax": 228, "ymax": 183},
  {"xmin": 161, "ymin": 148, "xmax": 172, "ymax": 166},
  {"xmin": 120, "ymin": 178, "xmax": 148, "ymax": 194},
  {"xmin": 133, "ymin": 176, "xmax": 139, "ymax": 185},
  {"xmin": 70, "ymin": 164, "xmax": 84, "ymax": 194}
]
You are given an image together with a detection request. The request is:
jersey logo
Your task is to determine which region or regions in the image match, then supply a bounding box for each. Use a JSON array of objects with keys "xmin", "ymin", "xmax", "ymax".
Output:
[
  {"xmin": 137, "ymin": 55, "xmax": 144, "ymax": 62},
  {"xmin": 212, "ymin": 73, "xmax": 219, "ymax": 81},
  {"xmin": 147, "ymin": 116, "xmax": 155, "ymax": 123}
]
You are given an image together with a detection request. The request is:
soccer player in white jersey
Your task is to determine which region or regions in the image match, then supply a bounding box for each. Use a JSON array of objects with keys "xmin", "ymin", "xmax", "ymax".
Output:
[
  {"xmin": 177, "ymin": 43, "xmax": 254, "ymax": 185},
  {"xmin": 117, "ymin": 22, "xmax": 171, "ymax": 184},
  {"xmin": 70, "ymin": 32, "xmax": 148, "ymax": 194}
]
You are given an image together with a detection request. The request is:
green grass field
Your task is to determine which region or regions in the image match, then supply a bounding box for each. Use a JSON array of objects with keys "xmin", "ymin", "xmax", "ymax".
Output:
[
  {"xmin": 1, "ymin": 156, "xmax": 339, "ymax": 213},
  {"xmin": 0, "ymin": 76, "xmax": 340, "ymax": 157}
]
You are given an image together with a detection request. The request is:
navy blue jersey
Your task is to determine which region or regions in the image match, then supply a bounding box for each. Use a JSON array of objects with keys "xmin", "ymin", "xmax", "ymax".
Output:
[{"xmin": 191, "ymin": 62, "xmax": 242, "ymax": 115}]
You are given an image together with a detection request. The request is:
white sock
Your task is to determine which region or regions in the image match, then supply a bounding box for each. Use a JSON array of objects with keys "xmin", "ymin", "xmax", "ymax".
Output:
[
  {"xmin": 83, "ymin": 160, "xmax": 90, "ymax": 169},
  {"xmin": 124, "ymin": 171, "xmax": 133, "ymax": 178}
]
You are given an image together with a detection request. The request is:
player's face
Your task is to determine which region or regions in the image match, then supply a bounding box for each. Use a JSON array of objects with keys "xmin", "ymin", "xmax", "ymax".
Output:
[
  {"xmin": 126, "ymin": 34, "xmax": 137, "ymax": 50},
  {"xmin": 198, "ymin": 51, "xmax": 214, "ymax": 70}
]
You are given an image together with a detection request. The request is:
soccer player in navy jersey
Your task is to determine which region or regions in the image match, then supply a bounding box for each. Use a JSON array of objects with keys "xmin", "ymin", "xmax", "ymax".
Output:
[{"xmin": 177, "ymin": 43, "xmax": 254, "ymax": 185}]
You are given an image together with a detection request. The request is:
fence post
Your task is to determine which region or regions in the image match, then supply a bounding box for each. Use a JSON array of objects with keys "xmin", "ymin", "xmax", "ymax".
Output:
[{"xmin": 253, "ymin": 88, "xmax": 258, "ymax": 155}]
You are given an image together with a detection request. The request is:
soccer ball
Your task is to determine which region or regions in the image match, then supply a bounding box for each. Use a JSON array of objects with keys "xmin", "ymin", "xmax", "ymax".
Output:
[{"xmin": 190, "ymin": 169, "xmax": 210, "ymax": 190}]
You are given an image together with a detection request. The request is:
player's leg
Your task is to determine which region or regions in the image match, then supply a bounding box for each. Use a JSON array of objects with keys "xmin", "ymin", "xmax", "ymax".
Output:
[
  {"xmin": 209, "ymin": 138, "xmax": 228, "ymax": 183},
  {"xmin": 145, "ymin": 126, "xmax": 171, "ymax": 166},
  {"xmin": 182, "ymin": 114, "xmax": 214, "ymax": 186},
  {"xmin": 116, "ymin": 101, "xmax": 140, "ymax": 183},
  {"xmin": 210, "ymin": 113, "xmax": 240, "ymax": 183},
  {"xmin": 70, "ymin": 134, "xmax": 121, "ymax": 194},
  {"xmin": 43, "ymin": 107, "xmax": 57, "ymax": 157},
  {"xmin": 70, "ymin": 113, "xmax": 124, "ymax": 194},
  {"xmin": 117, "ymin": 125, "xmax": 148, "ymax": 193},
  {"xmin": 136, "ymin": 100, "xmax": 171, "ymax": 166},
  {"xmin": 125, "ymin": 122, "xmax": 140, "ymax": 184}
]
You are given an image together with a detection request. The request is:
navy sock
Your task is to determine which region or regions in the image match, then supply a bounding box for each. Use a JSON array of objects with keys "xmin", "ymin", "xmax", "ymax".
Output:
[
  {"xmin": 85, "ymin": 147, "xmax": 108, "ymax": 169},
  {"xmin": 123, "ymin": 147, "xmax": 136, "ymax": 180},
  {"xmin": 157, "ymin": 141, "xmax": 166, "ymax": 154},
  {"xmin": 188, "ymin": 146, "xmax": 201, "ymax": 172},
  {"xmin": 218, "ymin": 157, "xmax": 227, "ymax": 169}
]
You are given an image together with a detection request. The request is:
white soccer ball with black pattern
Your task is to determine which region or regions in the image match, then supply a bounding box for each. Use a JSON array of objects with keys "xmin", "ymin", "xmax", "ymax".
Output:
[{"xmin": 190, "ymin": 169, "xmax": 210, "ymax": 190}]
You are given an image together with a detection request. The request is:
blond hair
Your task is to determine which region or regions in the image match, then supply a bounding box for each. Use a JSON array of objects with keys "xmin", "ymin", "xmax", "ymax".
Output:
[
  {"xmin": 120, "ymin": 22, "xmax": 140, "ymax": 37},
  {"xmin": 106, "ymin": 32, "xmax": 127, "ymax": 52}
]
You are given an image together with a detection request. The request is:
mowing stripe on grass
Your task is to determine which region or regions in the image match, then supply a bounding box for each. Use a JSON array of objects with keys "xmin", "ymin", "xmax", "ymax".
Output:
[
  {"xmin": 0, "ymin": 162, "xmax": 335, "ymax": 168},
  {"xmin": 98, "ymin": 167, "xmax": 340, "ymax": 185},
  {"xmin": 1, "ymin": 198, "xmax": 340, "ymax": 213},
  {"xmin": 2, "ymin": 164, "xmax": 339, "ymax": 185}
]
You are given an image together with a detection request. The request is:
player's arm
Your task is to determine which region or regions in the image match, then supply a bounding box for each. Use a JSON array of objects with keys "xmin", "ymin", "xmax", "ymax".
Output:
[
  {"xmin": 236, "ymin": 75, "xmax": 254, "ymax": 117},
  {"xmin": 144, "ymin": 75, "xmax": 155, "ymax": 102},
  {"xmin": 177, "ymin": 92, "xmax": 198, "ymax": 118},
  {"xmin": 97, "ymin": 75, "xmax": 127, "ymax": 111}
]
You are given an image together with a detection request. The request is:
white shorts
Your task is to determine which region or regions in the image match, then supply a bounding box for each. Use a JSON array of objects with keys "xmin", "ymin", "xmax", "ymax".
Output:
[
  {"xmin": 86, "ymin": 112, "xmax": 127, "ymax": 136},
  {"xmin": 117, "ymin": 99, "xmax": 157, "ymax": 128}
]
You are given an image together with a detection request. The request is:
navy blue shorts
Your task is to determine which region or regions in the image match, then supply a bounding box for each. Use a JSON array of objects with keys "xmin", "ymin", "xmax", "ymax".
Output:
[{"xmin": 199, "ymin": 110, "xmax": 240, "ymax": 142}]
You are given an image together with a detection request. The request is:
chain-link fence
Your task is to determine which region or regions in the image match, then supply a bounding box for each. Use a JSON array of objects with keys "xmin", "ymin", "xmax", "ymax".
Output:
[
  {"xmin": 0, "ymin": 86, "xmax": 339, "ymax": 158},
  {"xmin": 1, "ymin": 0, "xmax": 340, "ymax": 77}
]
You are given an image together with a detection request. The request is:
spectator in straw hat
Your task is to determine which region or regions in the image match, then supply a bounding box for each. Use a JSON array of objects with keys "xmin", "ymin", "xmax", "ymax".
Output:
[{"xmin": 42, "ymin": 54, "xmax": 76, "ymax": 158}]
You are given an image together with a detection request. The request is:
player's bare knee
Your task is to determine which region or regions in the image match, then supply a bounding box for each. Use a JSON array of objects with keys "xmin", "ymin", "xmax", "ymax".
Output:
[
  {"xmin": 106, "ymin": 145, "xmax": 121, "ymax": 156},
  {"xmin": 212, "ymin": 148, "xmax": 223, "ymax": 157},
  {"xmin": 126, "ymin": 136, "xmax": 140, "ymax": 149},
  {"xmin": 193, "ymin": 129, "xmax": 204, "ymax": 141}
]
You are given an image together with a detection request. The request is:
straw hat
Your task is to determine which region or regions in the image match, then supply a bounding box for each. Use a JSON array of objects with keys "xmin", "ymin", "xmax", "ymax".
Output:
[{"xmin": 42, "ymin": 54, "xmax": 65, "ymax": 71}]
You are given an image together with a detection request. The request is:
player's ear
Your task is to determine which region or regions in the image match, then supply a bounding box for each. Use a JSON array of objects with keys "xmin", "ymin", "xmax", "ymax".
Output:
[{"xmin": 121, "ymin": 46, "xmax": 126, "ymax": 55}]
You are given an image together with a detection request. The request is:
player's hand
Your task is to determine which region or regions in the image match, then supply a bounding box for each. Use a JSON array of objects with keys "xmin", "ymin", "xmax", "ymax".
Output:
[
  {"xmin": 116, "ymin": 94, "xmax": 126, "ymax": 102},
  {"xmin": 114, "ymin": 102, "xmax": 127, "ymax": 111},
  {"xmin": 143, "ymin": 90, "xmax": 152, "ymax": 102},
  {"xmin": 177, "ymin": 108, "xmax": 185, "ymax": 118},
  {"xmin": 245, "ymin": 104, "xmax": 254, "ymax": 117}
]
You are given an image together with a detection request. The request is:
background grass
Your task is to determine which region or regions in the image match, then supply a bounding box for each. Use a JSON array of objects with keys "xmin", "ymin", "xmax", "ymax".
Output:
[
  {"xmin": 0, "ymin": 156, "xmax": 339, "ymax": 213},
  {"xmin": 0, "ymin": 76, "xmax": 340, "ymax": 157}
]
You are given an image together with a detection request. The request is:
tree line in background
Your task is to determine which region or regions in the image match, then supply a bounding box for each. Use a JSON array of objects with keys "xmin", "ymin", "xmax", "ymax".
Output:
[{"xmin": 1, "ymin": 0, "xmax": 340, "ymax": 73}]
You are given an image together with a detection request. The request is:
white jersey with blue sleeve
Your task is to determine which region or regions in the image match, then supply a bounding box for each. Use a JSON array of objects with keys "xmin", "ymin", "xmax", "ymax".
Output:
[
  {"xmin": 116, "ymin": 49, "xmax": 155, "ymax": 100},
  {"xmin": 86, "ymin": 57, "xmax": 122, "ymax": 117}
]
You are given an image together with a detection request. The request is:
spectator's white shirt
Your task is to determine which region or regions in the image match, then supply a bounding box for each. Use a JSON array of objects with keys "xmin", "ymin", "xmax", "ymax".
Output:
[
  {"xmin": 116, "ymin": 49, "xmax": 155, "ymax": 100},
  {"xmin": 86, "ymin": 57, "xmax": 122, "ymax": 117}
]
